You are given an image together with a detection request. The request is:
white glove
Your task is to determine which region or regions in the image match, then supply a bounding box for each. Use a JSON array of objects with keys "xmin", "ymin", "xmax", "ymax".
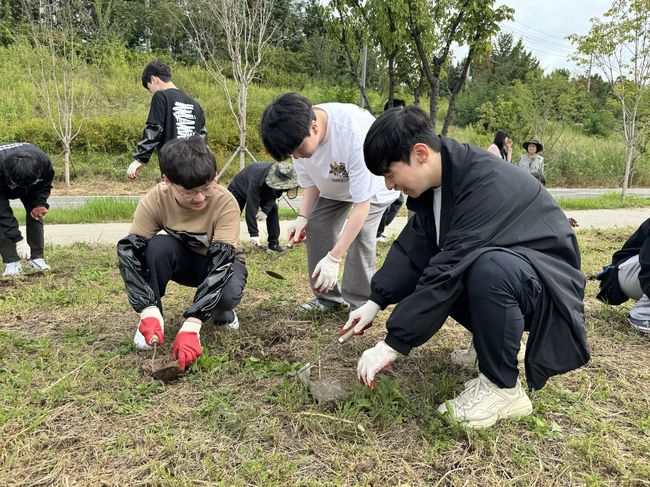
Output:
[
  {"xmin": 249, "ymin": 236, "xmax": 261, "ymax": 246},
  {"xmin": 287, "ymin": 215, "xmax": 308, "ymax": 244},
  {"xmin": 357, "ymin": 340, "xmax": 398, "ymax": 390},
  {"xmin": 15, "ymin": 239, "xmax": 31, "ymax": 260},
  {"xmin": 341, "ymin": 300, "xmax": 381, "ymax": 339},
  {"xmin": 127, "ymin": 160, "xmax": 144, "ymax": 180},
  {"xmin": 312, "ymin": 252, "xmax": 341, "ymax": 293}
]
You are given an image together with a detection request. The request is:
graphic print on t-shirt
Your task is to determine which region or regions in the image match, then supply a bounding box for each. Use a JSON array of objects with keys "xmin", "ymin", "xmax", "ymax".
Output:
[
  {"xmin": 173, "ymin": 102, "xmax": 198, "ymax": 138},
  {"xmin": 329, "ymin": 161, "xmax": 349, "ymax": 182}
]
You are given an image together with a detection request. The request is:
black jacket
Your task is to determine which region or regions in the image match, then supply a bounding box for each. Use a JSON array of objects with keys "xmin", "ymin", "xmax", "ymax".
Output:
[
  {"xmin": 0, "ymin": 143, "xmax": 54, "ymax": 243},
  {"xmin": 370, "ymin": 136, "xmax": 589, "ymax": 390},
  {"xmin": 227, "ymin": 162, "xmax": 281, "ymax": 237},
  {"xmin": 597, "ymin": 218, "xmax": 650, "ymax": 304},
  {"xmin": 133, "ymin": 88, "xmax": 207, "ymax": 163}
]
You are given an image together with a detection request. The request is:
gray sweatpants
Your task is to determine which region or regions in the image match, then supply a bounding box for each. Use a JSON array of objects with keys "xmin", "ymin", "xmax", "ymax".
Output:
[
  {"xmin": 617, "ymin": 254, "xmax": 650, "ymax": 320},
  {"xmin": 306, "ymin": 197, "xmax": 389, "ymax": 310}
]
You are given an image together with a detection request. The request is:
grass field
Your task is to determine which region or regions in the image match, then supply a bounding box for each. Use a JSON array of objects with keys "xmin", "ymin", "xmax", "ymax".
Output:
[{"xmin": 0, "ymin": 229, "xmax": 648, "ymax": 486}]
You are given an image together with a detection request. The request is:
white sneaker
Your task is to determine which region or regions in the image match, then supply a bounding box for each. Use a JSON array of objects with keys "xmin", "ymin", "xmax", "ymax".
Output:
[
  {"xmin": 2, "ymin": 261, "xmax": 22, "ymax": 276},
  {"xmin": 450, "ymin": 338, "xmax": 525, "ymax": 369},
  {"xmin": 227, "ymin": 311, "xmax": 240, "ymax": 330},
  {"xmin": 438, "ymin": 373, "xmax": 533, "ymax": 428},
  {"xmin": 27, "ymin": 258, "xmax": 50, "ymax": 272}
]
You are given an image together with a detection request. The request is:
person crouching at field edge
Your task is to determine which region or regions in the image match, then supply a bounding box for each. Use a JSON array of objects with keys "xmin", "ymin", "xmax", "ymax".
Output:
[
  {"xmin": 117, "ymin": 136, "xmax": 247, "ymax": 371},
  {"xmin": 341, "ymin": 106, "xmax": 590, "ymax": 428},
  {"xmin": 0, "ymin": 143, "xmax": 54, "ymax": 276}
]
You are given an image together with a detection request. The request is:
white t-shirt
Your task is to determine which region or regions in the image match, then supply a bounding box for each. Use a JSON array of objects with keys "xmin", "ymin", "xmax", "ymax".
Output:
[
  {"xmin": 433, "ymin": 187, "xmax": 442, "ymax": 246},
  {"xmin": 293, "ymin": 103, "xmax": 399, "ymax": 205}
]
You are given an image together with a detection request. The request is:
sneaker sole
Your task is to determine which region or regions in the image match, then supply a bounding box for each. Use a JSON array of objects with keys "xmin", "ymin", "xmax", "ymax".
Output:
[{"xmin": 463, "ymin": 395, "xmax": 533, "ymax": 429}]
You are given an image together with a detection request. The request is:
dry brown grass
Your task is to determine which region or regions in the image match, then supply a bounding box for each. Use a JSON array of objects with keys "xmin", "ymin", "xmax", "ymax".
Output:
[{"xmin": 0, "ymin": 233, "xmax": 648, "ymax": 486}]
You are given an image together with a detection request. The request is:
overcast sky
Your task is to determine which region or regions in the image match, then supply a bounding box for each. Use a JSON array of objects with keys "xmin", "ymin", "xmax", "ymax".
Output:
[{"xmin": 494, "ymin": 0, "xmax": 613, "ymax": 74}]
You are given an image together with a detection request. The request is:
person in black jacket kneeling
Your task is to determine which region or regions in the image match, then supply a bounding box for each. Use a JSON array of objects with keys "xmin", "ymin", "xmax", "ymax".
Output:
[
  {"xmin": 341, "ymin": 106, "xmax": 590, "ymax": 428},
  {"xmin": 596, "ymin": 218, "xmax": 650, "ymax": 334}
]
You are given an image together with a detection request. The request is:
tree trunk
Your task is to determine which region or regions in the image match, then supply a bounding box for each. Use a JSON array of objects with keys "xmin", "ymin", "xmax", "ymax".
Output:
[
  {"xmin": 429, "ymin": 76, "xmax": 440, "ymax": 131},
  {"xmin": 387, "ymin": 56, "xmax": 396, "ymax": 110},
  {"xmin": 442, "ymin": 50, "xmax": 474, "ymax": 135},
  {"xmin": 621, "ymin": 142, "xmax": 634, "ymax": 200},
  {"xmin": 63, "ymin": 142, "xmax": 71, "ymax": 187},
  {"xmin": 239, "ymin": 82, "xmax": 248, "ymax": 170}
]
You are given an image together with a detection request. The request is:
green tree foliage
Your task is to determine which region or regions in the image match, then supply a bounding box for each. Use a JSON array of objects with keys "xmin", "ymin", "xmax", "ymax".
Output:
[{"xmin": 569, "ymin": 0, "xmax": 650, "ymax": 196}]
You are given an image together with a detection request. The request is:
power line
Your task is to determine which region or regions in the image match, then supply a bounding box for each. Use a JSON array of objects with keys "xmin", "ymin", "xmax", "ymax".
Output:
[
  {"xmin": 502, "ymin": 25, "xmax": 575, "ymax": 53},
  {"xmin": 512, "ymin": 19, "xmax": 574, "ymax": 42}
]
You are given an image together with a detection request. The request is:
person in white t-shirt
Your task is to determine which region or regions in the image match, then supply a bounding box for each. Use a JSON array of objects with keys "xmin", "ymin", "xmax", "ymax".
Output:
[{"xmin": 260, "ymin": 93, "xmax": 399, "ymax": 312}]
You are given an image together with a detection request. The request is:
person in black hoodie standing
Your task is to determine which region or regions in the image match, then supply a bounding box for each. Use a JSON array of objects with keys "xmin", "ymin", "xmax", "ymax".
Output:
[
  {"xmin": 340, "ymin": 106, "xmax": 590, "ymax": 428},
  {"xmin": 596, "ymin": 218, "xmax": 650, "ymax": 334},
  {"xmin": 127, "ymin": 60, "xmax": 207, "ymax": 180},
  {"xmin": 0, "ymin": 143, "xmax": 54, "ymax": 276}
]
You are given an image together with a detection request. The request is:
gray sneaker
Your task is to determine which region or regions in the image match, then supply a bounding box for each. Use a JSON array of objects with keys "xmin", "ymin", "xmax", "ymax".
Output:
[
  {"xmin": 296, "ymin": 298, "xmax": 348, "ymax": 314},
  {"xmin": 27, "ymin": 258, "xmax": 50, "ymax": 272},
  {"xmin": 2, "ymin": 261, "xmax": 22, "ymax": 277},
  {"xmin": 627, "ymin": 315, "xmax": 650, "ymax": 334}
]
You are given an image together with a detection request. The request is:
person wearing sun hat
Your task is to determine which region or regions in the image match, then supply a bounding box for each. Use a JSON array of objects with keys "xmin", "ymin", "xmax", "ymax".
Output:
[
  {"xmin": 517, "ymin": 139, "xmax": 545, "ymax": 179},
  {"xmin": 227, "ymin": 161, "xmax": 299, "ymax": 253}
]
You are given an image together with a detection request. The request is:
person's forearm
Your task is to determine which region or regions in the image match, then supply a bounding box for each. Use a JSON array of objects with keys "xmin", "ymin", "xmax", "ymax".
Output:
[
  {"xmin": 330, "ymin": 200, "xmax": 370, "ymax": 259},
  {"xmin": 299, "ymin": 186, "xmax": 320, "ymax": 218}
]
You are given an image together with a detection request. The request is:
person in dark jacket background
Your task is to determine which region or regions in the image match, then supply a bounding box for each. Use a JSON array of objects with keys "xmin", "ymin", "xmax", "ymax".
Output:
[
  {"xmin": 0, "ymin": 143, "xmax": 54, "ymax": 276},
  {"xmin": 127, "ymin": 60, "xmax": 207, "ymax": 180},
  {"xmin": 596, "ymin": 218, "xmax": 650, "ymax": 334},
  {"xmin": 341, "ymin": 106, "xmax": 589, "ymax": 428},
  {"xmin": 117, "ymin": 136, "xmax": 246, "ymax": 371},
  {"xmin": 227, "ymin": 161, "xmax": 299, "ymax": 253}
]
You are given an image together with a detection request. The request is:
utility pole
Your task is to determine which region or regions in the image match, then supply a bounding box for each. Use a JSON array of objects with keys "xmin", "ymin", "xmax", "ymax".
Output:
[{"xmin": 586, "ymin": 53, "xmax": 593, "ymax": 93}]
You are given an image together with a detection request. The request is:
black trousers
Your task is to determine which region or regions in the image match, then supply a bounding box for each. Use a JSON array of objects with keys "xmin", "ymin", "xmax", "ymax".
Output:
[
  {"xmin": 448, "ymin": 250, "xmax": 543, "ymax": 389},
  {"xmin": 0, "ymin": 198, "xmax": 45, "ymax": 263},
  {"xmin": 376, "ymin": 194, "xmax": 404, "ymax": 237},
  {"xmin": 231, "ymin": 193, "xmax": 281, "ymax": 247},
  {"xmin": 144, "ymin": 235, "xmax": 247, "ymax": 322}
]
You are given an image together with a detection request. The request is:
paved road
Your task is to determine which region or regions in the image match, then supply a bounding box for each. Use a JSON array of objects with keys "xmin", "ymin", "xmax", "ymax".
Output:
[
  {"xmin": 11, "ymin": 188, "xmax": 650, "ymax": 210},
  {"xmin": 21, "ymin": 207, "xmax": 649, "ymax": 246}
]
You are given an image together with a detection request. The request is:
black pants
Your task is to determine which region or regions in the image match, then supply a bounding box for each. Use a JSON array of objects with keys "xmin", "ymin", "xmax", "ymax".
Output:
[
  {"xmin": 0, "ymin": 198, "xmax": 44, "ymax": 263},
  {"xmin": 448, "ymin": 250, "xmax": 543, "ymax": 389},
  {"xmin": 376, "ymin": 194, "xmax": 404, "ymax": 237},
  {"xmin": 231, "ymin": 193, "xmax": 280, "ymax": 246},
  {"xmin": 144, "ymin": 235, "xmax": 247, "ymax": 322}
]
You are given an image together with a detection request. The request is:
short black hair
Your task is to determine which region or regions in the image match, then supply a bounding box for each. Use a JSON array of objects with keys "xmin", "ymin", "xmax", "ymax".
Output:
[
  {"xmin": 158, "ymin": 136, "xmax": 216, "ymax": 189},
  {"xmin": 142, "ymin": 60, "xmax": 172, "ymax": 89},
  {"xmin": 364, "ymin": 105, "xmax": 441, "ymax": 176},
  {"xmin": 260, "ymin": 93, "xmax": 315, "ymax": 161},
  {"xmin": 383, "ymin": 98, "xmax": 406, "ymax": 112},
  {"xmin": 4, "ymin": 152, "xmax": 41, "ymax": 187}
]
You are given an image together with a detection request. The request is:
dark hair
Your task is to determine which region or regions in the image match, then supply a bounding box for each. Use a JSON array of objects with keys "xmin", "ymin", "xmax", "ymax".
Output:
[
  {"xmin": 493, "ymin": 130, "xmax": 509, "ymax": 159},
  {"xmin": 141, "ymin": 60, "xmax": 172, "ymax": 89},
  {"xmin": 260, "ymin": 93, "xmax": 315, "ymax": 161},
  {"xmin": 364, "ymin": 105, "xmax": 441, "ymax": 175},
  {"xmin": 383, "ymin": 98, "xmax": 406, "ymax": 112},
  {"xmin": 4, "ymin": 152, "xmax": 41, "ymax": 187},
  {"xmin": 159, "ymin": 136, "xmax": 216, "ymax": 189}
]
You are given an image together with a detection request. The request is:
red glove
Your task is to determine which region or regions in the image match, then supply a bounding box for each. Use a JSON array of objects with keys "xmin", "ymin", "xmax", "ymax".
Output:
[
  {"xmin": 138, "ymin": 306, "xmax": 165, "ymax": 346},
  {"xmin": 172, "ymin": 321, "xmax": 202, "ymax": 371},
  {"xmin": 30, "ymin": 206, "xmax": 48, "ymax": 221}
]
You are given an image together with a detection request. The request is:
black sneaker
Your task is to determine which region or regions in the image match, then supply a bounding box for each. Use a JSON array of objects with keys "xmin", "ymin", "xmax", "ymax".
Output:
[
  {"xmin": 626, "ymin": 314, "xmax": 650, "ymax": 334},
  {"xmin": 267, "ymin": 243, "xmax": 284, "ymax": 253}
]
